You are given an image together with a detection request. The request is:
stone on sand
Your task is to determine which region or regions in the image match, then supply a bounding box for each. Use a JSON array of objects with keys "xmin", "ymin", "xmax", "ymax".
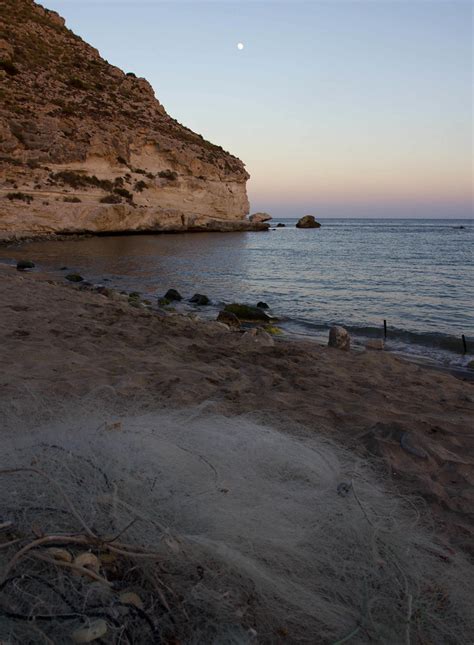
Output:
[
  {"xmin": 328, "ymin": 326, "xmax": 350, "ymax": 351},
  {"xmin": 16, "ymin": 260, "xmax": 35, "ymax": 271}
]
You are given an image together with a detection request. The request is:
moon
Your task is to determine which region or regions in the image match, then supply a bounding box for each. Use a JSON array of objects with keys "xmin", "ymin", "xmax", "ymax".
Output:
[{"xmin": 237, "ymin": 42, "xmax": 244, "ymax": 50}]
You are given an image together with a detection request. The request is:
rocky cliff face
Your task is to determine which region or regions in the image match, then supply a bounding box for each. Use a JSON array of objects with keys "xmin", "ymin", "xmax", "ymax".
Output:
[{"xmin": 0, "ymin": 0, "xmax": 263, "ymax": 237}]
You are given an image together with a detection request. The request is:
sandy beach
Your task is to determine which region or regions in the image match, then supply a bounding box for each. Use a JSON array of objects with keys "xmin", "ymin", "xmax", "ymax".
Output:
[{"xmin": 1, "ymin": 267, "xmax": 473, "ymax": 555}]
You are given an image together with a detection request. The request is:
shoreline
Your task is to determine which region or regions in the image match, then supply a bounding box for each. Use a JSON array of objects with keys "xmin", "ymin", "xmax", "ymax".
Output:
[
  {"xmin": 1, "ymin": 242, "xmax": 472, "ymax": 375},
  {"xmin": 0, "ymin": 220, "xmax": 270, "ymax": 246},
  {"xmin": 1, "ymin": 266, "xmax": 473, "ymax": 557}
]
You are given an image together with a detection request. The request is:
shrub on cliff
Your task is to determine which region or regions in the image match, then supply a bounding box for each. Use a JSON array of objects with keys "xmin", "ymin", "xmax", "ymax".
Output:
[
  {"xmin": 51, "ymin": 171, "xmax": 113, "ymax": 192},
  {"xmin": 66, "ymin": 77, "xmax": 87, "ymax": 90},
  {"xmin": 158, "ymin": 169, "xmax": 178, "ymax": 181},
  {"xmin": 113, "ymin": 187, "xmax": 133, "ymax": 200},
  {"xmin": 100, "ymin": 194, "xmax": 122, "ymax": 204},
  {"xmin": 0, "ymin": 60, "xmax": 20, "ymax": 76},
  {"xmin": 134, "ymin": 180, "xmax": 148, "ymax": 192},
  {"xmin": 6, "ymin": 192, "xmax": 33, "ymax": 203}
]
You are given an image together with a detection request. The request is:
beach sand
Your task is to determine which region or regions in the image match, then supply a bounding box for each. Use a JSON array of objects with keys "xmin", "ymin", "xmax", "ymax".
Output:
[{"xmin": 1, "ymin": 269, "xmax": 473, "ymax": 555}]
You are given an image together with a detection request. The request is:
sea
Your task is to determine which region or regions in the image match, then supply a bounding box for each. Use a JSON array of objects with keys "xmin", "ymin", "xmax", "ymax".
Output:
[{"xmin": 1, "ymin": 218, "xmax": 473, "ymax": 370}]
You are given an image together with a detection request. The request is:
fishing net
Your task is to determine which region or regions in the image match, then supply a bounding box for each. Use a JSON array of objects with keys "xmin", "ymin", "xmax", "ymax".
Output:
[{"xmin": 0, "ymin": 393, "xmax": 472, "ymax": 644}]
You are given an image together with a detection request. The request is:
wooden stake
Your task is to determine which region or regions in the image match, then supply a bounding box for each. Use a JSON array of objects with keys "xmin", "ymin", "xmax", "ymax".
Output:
[
  {"xmin": 383, "ymin": 319, "xmax": 387, "ymax": 339},
  {"xmin": 462, "ymin": 334, "xmax": 467, "ymax": 354}
]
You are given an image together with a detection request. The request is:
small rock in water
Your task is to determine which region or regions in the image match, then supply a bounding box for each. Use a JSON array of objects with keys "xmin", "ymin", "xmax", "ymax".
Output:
[
  {"xmin": 16, "ymin": 260, "xmax": 35, "ymax": 271},
  {"xmin": 276, "ymin": 223, "xmax": 286, "ymax": 227},
  {"xmin": 366, "ymin": 339, "xmax": 384, "ymax": 350},
  {"xmin": 65, "ymin": 273, "xmax": 84, "ymax": 282},
  {"xmin": 60, "ymin": 266, "xmax": 68, "ymax": 270},
  {"xmin": 328, "ymin": 326, "xmax": 350, "ymax": 351},
  {"xmin": 467, "ymin": 360, "xmax": 474, "ymax": 370},
  {"xmin": 257, "ymin": 301, "xmax": 269, "ymax": 309},
  {"xmin": 164, "ymin": 288, "xmax": 182, "ymax": 301},
  {"xmin": 190, "ymin": 293, "xmax": 210, "ymax": 305},
  {"xmin": 296, "ymin": 215, "xmax": 321, "ymax": 228},
  {"xmin": 217, "ymin": 310, "xmax": 241, "ymax": 330}
]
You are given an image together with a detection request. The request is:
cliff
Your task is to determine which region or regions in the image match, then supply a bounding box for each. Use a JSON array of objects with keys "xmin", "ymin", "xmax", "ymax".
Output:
[{"xmin": 0, "ymin": 0, "xmax": 265, "ymax": 237}]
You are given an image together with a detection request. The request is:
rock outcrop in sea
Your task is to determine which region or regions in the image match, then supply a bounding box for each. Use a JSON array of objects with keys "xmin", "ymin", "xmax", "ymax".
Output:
[
  {"xmin": 296, "ymin": 215, "xmax": 321, "ymax": 228},
  {"xmin": 0, "ymin": 0, "xmax": 266, "ymax": 237}
]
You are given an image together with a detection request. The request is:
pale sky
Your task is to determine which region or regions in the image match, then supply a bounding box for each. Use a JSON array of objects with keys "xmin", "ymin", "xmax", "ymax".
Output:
[{"xmin": 45, "ymin": 0, "xmax": 473, "ymax": 218}]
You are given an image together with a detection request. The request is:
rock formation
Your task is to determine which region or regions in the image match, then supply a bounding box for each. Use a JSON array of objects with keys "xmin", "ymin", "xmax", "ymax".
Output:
[
  {"xmin": 0, "ymin": 0, "xmax": 267, "ymax": 238},
  {"xmin": 249, "ymin": 212, "xmax": 272, "ymax": 223},
  {"xmin": 296, "ymin": 215, "xmax": 321, "ymax": 228}
]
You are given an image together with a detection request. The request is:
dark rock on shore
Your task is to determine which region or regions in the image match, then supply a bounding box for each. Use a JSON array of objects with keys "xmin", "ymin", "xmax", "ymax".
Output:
[
  {"xmin": 16, "ymin": 260, "xmax": 35, "ymax": 271},
  {"xmin": 65, "ymin": 273, "xmax": 83, "ymax": 282},
  {"xmin": 328, "ymin": 326, "xmax": 350, "ymax": 351},
  {"xmin": 224, "ymin": 303, "xmax": 271, "ymax": 322},
  {"xmin": 276, "ymin": 223, "xmax": 286, "ymax": 228},
  {"xmin": 257, "ymin": 301, "xmax": 269, "ymax": 309},
  {"xmin": 217, "ymin": 311, "xmax": 241, "ymax": 329},
  {"xmin": 164, "ymin": 289, "xmax": 182, "ymax": 301},
  {"xmin": 296, "ymin": 215, "xmax": 321, "ymax": 229},
  {"xmin": 190, "ymin": 294, "xmax": 210, "ymax": 306}
]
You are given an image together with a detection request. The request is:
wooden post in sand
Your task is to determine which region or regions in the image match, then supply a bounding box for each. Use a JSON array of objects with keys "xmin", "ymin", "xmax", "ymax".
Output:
[
  {"xmin": 383, "ymin": 319, "xmax": 387, "ymax": 339},
  {"xmin": 462, "ymin": 334, "xmax": 467, "ymax": 354}
]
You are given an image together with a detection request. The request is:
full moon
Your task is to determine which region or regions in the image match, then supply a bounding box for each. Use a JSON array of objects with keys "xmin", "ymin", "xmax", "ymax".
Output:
[{"xmin": 237, "ymin": 42, "xmax": 244, "ymax": 50}]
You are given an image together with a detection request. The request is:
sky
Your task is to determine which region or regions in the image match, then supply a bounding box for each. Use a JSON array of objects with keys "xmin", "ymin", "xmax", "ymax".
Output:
[{"xmin": 44, "ymin": 0, "xmax": 472, "ymax": 218}]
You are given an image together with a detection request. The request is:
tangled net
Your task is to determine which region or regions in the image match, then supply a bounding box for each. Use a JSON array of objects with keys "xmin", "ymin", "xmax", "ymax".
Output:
[{"xmin": 0, "ymin": 400, "xmax": 473, "ymax": 643}]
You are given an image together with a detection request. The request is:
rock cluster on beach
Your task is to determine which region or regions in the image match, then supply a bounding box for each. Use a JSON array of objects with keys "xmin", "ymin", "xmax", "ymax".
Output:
[{"xmin": 0, "ymin": 0, "xmax": 268, "ymax": 238}]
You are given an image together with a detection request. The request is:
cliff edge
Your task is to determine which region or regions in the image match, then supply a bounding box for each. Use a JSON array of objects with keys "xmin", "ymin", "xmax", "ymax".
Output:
[{"xmin": 0, "ymin": 0, "xmax": 264, "ymax": 237}]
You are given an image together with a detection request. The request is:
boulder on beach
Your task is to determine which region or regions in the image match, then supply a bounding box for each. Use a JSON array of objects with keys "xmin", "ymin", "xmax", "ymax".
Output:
[
  {"xmin": 249, "ymin": 212, "xmax": 272, "ymax": 223},
  {"xmin": 328, "ymin": 326, "xmax": 350, "ymax": 351},
  {"xmin": 190, "ymin": 293, "xmax": 210, "ymax": 306},
  {"xmin": 217, "ymin": 310, "xmax": 241, "ymax": 330},
  {"xmin": 65, "ymin": 273, "xmax": 83, "ymax": 282},
  {"xmin": 224, "ymin": 303, "xmax": 271, "ymax": 322},
  {"xmin": 257, "ymin": 301, "xmax": 269, "ymax": 309},
  {"xmin": 164, "ymin": 288, "xmax": 182, "ymax": 301},
  {"xmin": 16, "ymin": 260, "xmax": 35, "ymax": 271},
  {"xmin": 296, "ymin": 215, "xmax": 321, "ymax": 229}
]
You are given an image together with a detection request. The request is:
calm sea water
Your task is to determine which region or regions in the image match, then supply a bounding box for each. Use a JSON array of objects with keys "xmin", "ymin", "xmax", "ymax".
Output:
[{"xmin": 1, "ymin": 218, "xmax": 473, "ymax": 368}]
